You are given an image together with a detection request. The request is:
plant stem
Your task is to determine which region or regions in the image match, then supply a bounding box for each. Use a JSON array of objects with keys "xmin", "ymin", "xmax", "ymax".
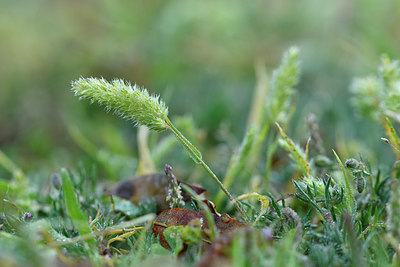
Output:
[
  {"xmin": 164, "ymin": 117, "xmax": 202, "ymax": 163},
  {"xmin": 164, "ymin": 118, "xmax": 249, "ymax": 222},
  {"xmin": 199, "ymin": 160, "xmax": 248, "ymax": 221}
]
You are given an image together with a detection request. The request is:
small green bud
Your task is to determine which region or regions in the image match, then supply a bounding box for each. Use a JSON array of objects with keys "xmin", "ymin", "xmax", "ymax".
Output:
[
  {"xmin": 356, "ymin": 177, "xmax": 365, "ymax": 194},
  {"xmin": 314, "ymin": 155, "xmax": 333, "ymax": 168},
  {"xmin": 345, "ymin": 158, "xmax": 360, "ymax": 169}
]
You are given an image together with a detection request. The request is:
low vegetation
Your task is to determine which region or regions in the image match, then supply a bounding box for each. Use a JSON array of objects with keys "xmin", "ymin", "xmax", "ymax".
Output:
[{"xmin": 1, "ymin": 48, "xmax": 400, "ymax": 267}]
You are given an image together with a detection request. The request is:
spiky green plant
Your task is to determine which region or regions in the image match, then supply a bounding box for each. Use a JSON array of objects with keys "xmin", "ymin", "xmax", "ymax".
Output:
[
  {"xmin": 266, "ymin": 46, "xmax": 300, "ymax": 124},
  {"xmin": 351, "ymin": 55, "xmax": 400, "ymax": 159},
  {"xmin": 351, "ymin": 55, "xmax": 400, "ymax": 120},
  {"xmin": 72, "ymin": 78, "xmax": 169, "ymax": 131}
]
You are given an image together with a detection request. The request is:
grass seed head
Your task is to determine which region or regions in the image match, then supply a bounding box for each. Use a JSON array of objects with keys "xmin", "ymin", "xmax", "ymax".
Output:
[{"xmin": 71, "ymin": 77, "xmax": 169, "ymax": 131}]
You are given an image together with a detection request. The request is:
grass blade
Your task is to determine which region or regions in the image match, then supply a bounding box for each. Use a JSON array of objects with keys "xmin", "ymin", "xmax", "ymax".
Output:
[
  {"xmin": 215, "ymin": 126, "xmax": 257, "ymax": 206},
  {"xmin": 276, "ymin": 122, "xmax": 309, "ymax": 176},
  {"xmin": 61, "ymin": 168, "xmax": 95, "ymax": 245},
  {"xmin": 332, "ymin": 149, "xmax": 353, "ymax": 208},
  {"xmin": 235, "ymin": 192, "xmax": 269, "ymax": 225}
]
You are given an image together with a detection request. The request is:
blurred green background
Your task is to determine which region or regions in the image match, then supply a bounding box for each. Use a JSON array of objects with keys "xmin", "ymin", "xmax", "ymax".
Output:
[{"xmin": 0, "ymin": 0, "xmax": 399, "ymax": 178}]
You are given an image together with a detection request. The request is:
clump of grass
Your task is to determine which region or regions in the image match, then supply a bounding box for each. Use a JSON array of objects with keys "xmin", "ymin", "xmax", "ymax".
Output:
[{"xmin": 2, "ymin": 51, "xmax": 400, "ymax": 266}]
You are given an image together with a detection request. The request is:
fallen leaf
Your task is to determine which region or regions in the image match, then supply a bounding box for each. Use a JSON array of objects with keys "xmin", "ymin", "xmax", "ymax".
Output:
[
  {"xmin": 107, "ymin": 174, "xmax": 206, "ymax": 212},
  {"xmin": 152, "ymin": 208, "xmax": 246, "ymax": 250}
]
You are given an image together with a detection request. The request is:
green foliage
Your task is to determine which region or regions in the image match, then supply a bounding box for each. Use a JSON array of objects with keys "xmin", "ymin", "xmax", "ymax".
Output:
[
  {"xmin": 164, "ymin": 118, "xmax": 203, "ymax": 165},
  {"xmin": 380, "ymin": 56, "xmax": 400, "ymax": 111},
  {"xmin": 351, "ymin": 55, "xmax": 400, "ymax": 120},
  {"xmin": 332, "ymin": 150, "xmax": 354, "ymax": 207},
  {"xmin": 2, "ymin": 38, "xmax": 400, "ymax": 266},
  {"xmin": 113, "ymin": 198, "xmax": 157, "ymax": 218},
  {"xmin": 276, "ymin": 122, "xmax": 309, "ymax": 176},
  {"xmin": 266, "ymin": 47, "xmax": 300, "ymax": 124},
  {"xmin": 180, "ymin": 183, "xmax": 217, "ymax": 241},
  {"xmin": 60, "ymin": 168, "xmax": 94, "ymax": 246},
  {"xmin": 227, "ymin": 228, "xmax": 301, "ymax": 267},
  {"xmin": 67, "ymin": 123, "xmax": 137, "ymax": 179},
  {"xmin": 1, "ymin": 0, "xmax": 399, "ymax": 174},
  {"xmin": 351, "ymin": 76, "xmax": 381, "ymax": 120},
  {"xmin": 163, "ymin": 225, "xmax": 203, "ymax": 256},
  {"xmin": 387, "ymin": 174, "xmax": 400, "ymax": 257},
  {"xmin": 163, "ymin": 226, "xmax": 185, "ymax": 256},
  {"xmin": 215, "ymin": 125, "xmax": 258, "ymax": 206},
  {"xmin": 236, "ymin": 192, "xmax": 269, "ymax": 225}
]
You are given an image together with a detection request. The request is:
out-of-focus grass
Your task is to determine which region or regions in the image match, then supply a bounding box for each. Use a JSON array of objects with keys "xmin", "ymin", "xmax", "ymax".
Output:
[
  {"xmin": 0, "ymin": 15, "xmax": 400, "ymax": 264},
  {"xmin": 0, "ymin": 0, "xmax": 399, "ymax": 175}
]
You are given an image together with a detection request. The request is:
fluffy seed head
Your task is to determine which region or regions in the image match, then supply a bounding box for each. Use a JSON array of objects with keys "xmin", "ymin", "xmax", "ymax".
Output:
[{"xmin": 71, "ymin": 77, "xmax": 168, "ymax": 131}]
